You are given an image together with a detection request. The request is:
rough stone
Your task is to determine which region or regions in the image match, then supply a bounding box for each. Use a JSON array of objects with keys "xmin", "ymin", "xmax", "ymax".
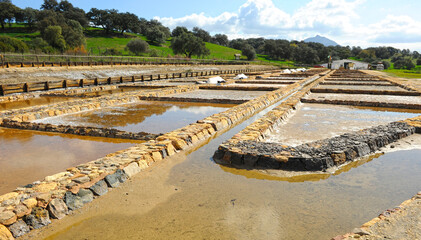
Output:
[
  {"xmin": 36, "ymin": 193, "xmax": 51, "ymax": 208},
  {"xmin": 21, "ymin": 198, "xmax": 37, "ymax": 209},
  {"xmin": 64, "ymin": 192, "xmax": 83, "ymax": 211},
  {"xmin": 89, "ymin": 180, "xmax": 108, "ymax": 196},
  {"xmin": 72, "ymin": 176, "xmax": 90, "ymax": 184},
  {"xmin": 104, "ymin": 174, "xmax": 120, "ymax": 188},
  {"xmin": 24, "ymin": 207, "xmax": 51, "ymax": 229},
  {"xmin": 0, "ymin": 224, "xmax": 14, "ymax": 240},
  {"xmin": 0, "ymin": 193, "xmax": 18, "ymax": 204},
  {"xmin": 77, "ymin": 189, "xmax": 94, "ymax": 204},
  {"xmin": 0, "ymin": 212, "xmax": 16, "ymax": 226},
  {"xmin": 8, "ymin": 220, "xmax": 30, "ymax": 238},
  {"xmin": 123, "ymin": 163, "xmax": 141, "ymax": 178},
  {"xmin": 114, "ymin": 169, "xmax": 128, "ymax": 183},
  {"xmin": 48, "ymin": 199, "xmax": 68, "ymax": 219},
  {"xmin": 13, "ymin": 205, "xmax": 30, "ymax": 218},
  {"xmin": 32, "ymin": 182, "xmax": 58, "ymax": 192}
]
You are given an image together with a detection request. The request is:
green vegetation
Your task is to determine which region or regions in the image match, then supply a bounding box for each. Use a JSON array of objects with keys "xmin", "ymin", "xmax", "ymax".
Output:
[{"xmin": 383, "ymin": 67, "xmax": 421, "ymax": 79}]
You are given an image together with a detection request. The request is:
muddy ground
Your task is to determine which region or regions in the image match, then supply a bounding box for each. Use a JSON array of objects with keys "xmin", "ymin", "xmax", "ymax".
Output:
[{"xmin": 0, "ymin": 64, "xmax": 275, "ymax": 84}]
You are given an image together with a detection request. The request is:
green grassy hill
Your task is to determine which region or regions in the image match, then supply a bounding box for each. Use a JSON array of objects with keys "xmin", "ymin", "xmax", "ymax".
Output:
[{"xmin": 1, "ymin": 26, "xmax": 296, "ymax": 66}]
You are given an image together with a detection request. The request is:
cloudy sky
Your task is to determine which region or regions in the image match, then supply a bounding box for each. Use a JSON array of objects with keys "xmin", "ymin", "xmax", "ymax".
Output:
[{"xmin": 13, "ymin": 0, "xmax": 421, "ymax": 51}]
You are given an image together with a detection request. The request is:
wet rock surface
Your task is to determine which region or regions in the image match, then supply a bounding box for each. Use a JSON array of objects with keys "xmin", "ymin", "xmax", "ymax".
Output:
[{"xmin": 217, "ymin": 122, "xmax": 416, "ymax": 171}]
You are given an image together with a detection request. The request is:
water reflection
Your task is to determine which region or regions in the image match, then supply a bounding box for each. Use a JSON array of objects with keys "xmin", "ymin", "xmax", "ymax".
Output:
[
  {"xmin": 0, "ymin": 128, "xmax": 139, "ymax": 194},
  {"xmin": 36, "ymin": 101, "xmax": 235, "ymax": 134}
]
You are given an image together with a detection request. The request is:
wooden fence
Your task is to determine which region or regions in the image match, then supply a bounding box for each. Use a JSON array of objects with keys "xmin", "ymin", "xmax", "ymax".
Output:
[
  {"xmin": 0, "ymin": 69, "xmax": 251, "ymax": 96},
  {"xmin": 0, "ymin": 54, "xmax": 249, "ymax": 68}
]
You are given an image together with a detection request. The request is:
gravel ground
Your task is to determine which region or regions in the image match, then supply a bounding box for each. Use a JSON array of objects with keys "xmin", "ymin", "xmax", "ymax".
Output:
[{"xmin": 0, "ymin": 64, "xmax": 275, "ymax": 84}]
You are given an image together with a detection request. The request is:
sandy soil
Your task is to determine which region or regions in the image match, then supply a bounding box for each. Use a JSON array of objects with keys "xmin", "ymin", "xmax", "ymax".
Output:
[{"xmin": 0, "ymin": 65, "xmax": 274, "ymax": 84}]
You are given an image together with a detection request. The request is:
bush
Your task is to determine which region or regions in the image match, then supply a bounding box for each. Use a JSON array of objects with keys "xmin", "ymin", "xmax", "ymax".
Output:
[
  {"xmin": 148, "ymin": 48, "xmax": 160, "ymax": 57},
  {"xmin": 417, "ymin": 58, "xmax": 421, "ymax": 66},
  {"xmin": 394, "ymin": 58, "xmax": 415, "ymax": 70},
  {"xmin": 242, "ymin": 44, "xmax": 256, "ymax": 61},
  {"xmin": 145, "ymin": 26, "xmax": 167, "ymax": 45},
  {"xmin": 28, "ymin": 37, "xmax": 55, "ymax": 53},
  {"xmin": 44, "ymin": 25, "xmax": 66, "ymax": 51},
  {"xmin": 0, "ymin": 35, "xmax": 28, "ymax": 53},
  {"xmin": 126, "ymin": 39, "xmax": 149, "ymax": 55}
]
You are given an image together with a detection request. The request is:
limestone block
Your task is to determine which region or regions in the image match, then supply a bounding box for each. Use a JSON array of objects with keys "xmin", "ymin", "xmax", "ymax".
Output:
[
  {"xmin": 0, "ymin": 193, "xmax": 18, "ymax": 204},
  {"xmin": 13, "ymin": 205, "xmax": 30, "ymax": 218},
  {"xmin": 0, "ymin": 212, "xmax": 16, "ymax": 226},
  {"xmin": 32, "ymin": 182, "xmax": 58, "ymax": 193},
  {"xmin": 123, "ymin": 163, "xmax": 141, "ymax": 178},
  {"xmin": 0, "ymin": 224, "xmax": 14, "ymax": 240},
  {"xmin": 21, "ymin": 198, "xmax": 37, "ymax": 209},
  {"xmin": 48, "ymin": 199, "xmax": 68, "ymax": 219}
]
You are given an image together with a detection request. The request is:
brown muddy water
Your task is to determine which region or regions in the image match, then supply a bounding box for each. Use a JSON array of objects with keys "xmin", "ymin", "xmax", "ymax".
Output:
[
  {"xmin": 35, "ymin": 101, "xmax": 235, "ymax": 134},
  {"xmin": 0, "ymin": 96, "xmax": 74, "ymax": 111},
  {"xmin": 26, "ymin": 100, "xmax": 421, "ymax": 240},
  {"xmin": 0, "ymin": 128, "xmax": 140, "ymax": 195},
  {"xmin": 264, "ymin": 103, "xmax": 421, "ymax": 145}
]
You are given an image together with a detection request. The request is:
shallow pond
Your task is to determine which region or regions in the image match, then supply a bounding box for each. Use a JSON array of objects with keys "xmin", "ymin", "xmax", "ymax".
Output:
[
  {"xmin": 0, "ymin": 128, "xmax": 139, "ymax": 194},
  {"xmin": 35, "ymin": 101, "xmax": 235, "ymax": 134}
]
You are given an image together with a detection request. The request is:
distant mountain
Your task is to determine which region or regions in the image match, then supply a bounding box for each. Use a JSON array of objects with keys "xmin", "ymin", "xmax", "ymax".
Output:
[{"xmin": 303, "ymin": 35, "xmax": 339, "ymax": 46}]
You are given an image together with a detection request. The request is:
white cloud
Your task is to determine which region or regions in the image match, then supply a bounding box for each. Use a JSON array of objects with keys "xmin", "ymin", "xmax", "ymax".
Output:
[{"xmin": 155, "ymin": 0, "xmax": 421, "ymax": 51}]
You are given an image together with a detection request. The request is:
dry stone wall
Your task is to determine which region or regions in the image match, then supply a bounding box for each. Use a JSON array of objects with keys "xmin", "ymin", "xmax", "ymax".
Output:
[
  {"xmin": 0, "ymin": 70, "xmax": 327, "ymax": 239},
  {"xmin": 213, "ymin": 70, "xmax": 421, "ymax": 171}
]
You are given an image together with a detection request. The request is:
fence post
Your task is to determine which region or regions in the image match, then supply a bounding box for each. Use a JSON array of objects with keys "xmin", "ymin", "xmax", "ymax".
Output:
[
  {"xmin": 120, "ymin": 76, "xmax": 123, "ymax": 83},
  {"xmin": 132, "ymin": 76, "xmax": 135, "ymax": 82},
  {"xmin": 23, "ymin": 83, "xmax": 29, "ymax": 92},
  {"xmin": 94, "ymin": 78, "xmax": 98, "ymax": 86},
  {"xmin": 141, "ymin": 75, "xmax": 144, "ymax": 82},
  {"xmin": 0, "ymin": 85, "xmax": 4, "ymax": 96},
  {"xmin": 107, "ymin": 77, "xmax": 111, "ymax": 85},
  {"xmin": 62, "ymin": 80, "xmax": 67, "ymax": 88},
  {"xmin": 79, "ymin": 79, "xmax": 84, "ymax": 87},
  {"xmin": 44, "ymin": 82, "xmax": 49, "ymax": 90}
]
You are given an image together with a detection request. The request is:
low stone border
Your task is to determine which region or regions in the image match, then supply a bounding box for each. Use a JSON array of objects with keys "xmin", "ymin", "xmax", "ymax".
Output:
[
  {"xmin": 301, "ymin": 98, "xmax": 421, "ymax": 110},
  {"xmin": 0, "ymin": 119, "xmax": 159, "ymax": 141},
  {"xmin": 332, "ymin": 191, "xmax": 421, "ymax": 240},
  {"xmin": 0, "ymin": 85, "xmax": 198, "ymax": 124},
  {"xmin": 0, "ymin": 70, "xmax": 327, "ymax": 239},
  {"xmin": 214, "ymin": 121, "xmax": 416, "ymax": 171},
  {"xmin": 212, "ymin": 69, "xmax": 421, "ymax": 171},
  {"xmin": 310, "ymin": 88, "xmax": 420, "ymax": 96}
]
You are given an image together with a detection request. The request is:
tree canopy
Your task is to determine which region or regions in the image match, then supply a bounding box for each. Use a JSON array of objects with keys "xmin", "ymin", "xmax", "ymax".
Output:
[{"xmin": 171, "ymin": 32, "xmax": 210, "ymax": 58}]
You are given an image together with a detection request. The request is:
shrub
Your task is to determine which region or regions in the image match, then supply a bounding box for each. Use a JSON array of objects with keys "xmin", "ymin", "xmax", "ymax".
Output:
[
  {"xmin": 126, "ymin": 38, "xmax": 149, "ymax": 55},
  {"xmin": 0, "ymin": 35, "xmax": 28, "ymax": 53},
  {"xmin": 417, "ymin": 58, "xmax": 421, "ymax": 66},
  {"xmin": 102, "ymin": 47, "xmax": 121, "ymax": 56},
  {"xmin": 242, "ymin": 44, "xmax": 256, "ymax": 61}
]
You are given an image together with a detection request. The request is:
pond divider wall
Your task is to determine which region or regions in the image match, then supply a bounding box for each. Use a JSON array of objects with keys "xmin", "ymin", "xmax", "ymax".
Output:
[
  {"xmin": 213, "ymin": 70, "xmax": 421, "ymax": 171},
  {"xmin": 0, "ymin": 70, "xmax": 327, "ymax": 239}
]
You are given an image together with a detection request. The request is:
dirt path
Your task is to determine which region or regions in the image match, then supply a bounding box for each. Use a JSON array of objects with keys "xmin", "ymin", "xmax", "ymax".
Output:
[{"xmin": 0, "ymin": 65, "xmax": 275, "ymax": 84}]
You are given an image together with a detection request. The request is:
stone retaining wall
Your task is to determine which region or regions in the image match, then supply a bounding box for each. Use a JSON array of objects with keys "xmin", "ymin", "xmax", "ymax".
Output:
[
  {"xmin": 215, "ymin": 121, "xmax": 416, "ymax": 171},
  {"xmin": 0, "ymin": 119, "xmax": 159, "ymax": 141},
  {"xmin": 301, "ymin": 98, "xmax": 421, "ymax": 110},
  {"xmin": 212, "ymin": 70, "xmax": 421, "ymax": 171},
  {"xmin": 0, "ymin": 70, "xmax": 328, "ymax": 239},
  {"xmin": 310, "ymin": 88, "xmax": 420, "ymax": 96},
  {"xmin": 0, "ymin": 85, "xmax": 198, "ymax": 124}
]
